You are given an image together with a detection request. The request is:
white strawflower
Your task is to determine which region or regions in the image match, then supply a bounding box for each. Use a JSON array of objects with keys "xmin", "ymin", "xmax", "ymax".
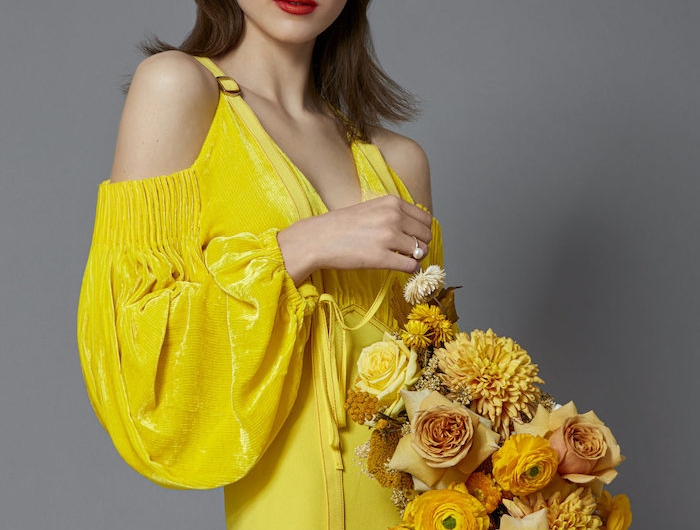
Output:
[{"xmin": 403, "ymin": 265, "xmax": 446, "ymax": 305}]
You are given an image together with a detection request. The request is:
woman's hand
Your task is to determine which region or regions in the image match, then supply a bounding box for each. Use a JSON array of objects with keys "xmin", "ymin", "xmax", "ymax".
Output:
[{"xmin": 277, "ymin": 195, "xmax": 433, "ymax": 285}]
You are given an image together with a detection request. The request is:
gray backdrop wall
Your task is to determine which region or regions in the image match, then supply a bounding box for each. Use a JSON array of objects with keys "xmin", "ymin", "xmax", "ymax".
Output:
[{"xmin": 1, "ymin": 1, "xmax": 697, "ymax": 529}]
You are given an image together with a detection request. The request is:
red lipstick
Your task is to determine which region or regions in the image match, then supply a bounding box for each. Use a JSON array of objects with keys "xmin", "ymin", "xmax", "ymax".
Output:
[{"xmin": 274, "ymin": 0, "xmax": 318, "ymax": 15}]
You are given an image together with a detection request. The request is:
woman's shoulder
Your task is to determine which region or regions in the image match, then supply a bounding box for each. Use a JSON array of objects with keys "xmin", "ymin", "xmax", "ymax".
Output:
[
  {"xmin": 111, "ymin": 51, "xmax": 220, "ymax": 182},
  {"xmin": 370, "ymin": 128, "xmax": 432, "ymax": 210},
  {"xmin": 131, "ymin": 50, "xmax": 218, "ymax": 93}
]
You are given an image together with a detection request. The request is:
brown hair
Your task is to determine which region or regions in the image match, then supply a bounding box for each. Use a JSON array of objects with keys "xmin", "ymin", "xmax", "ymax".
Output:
[{"xmin": 142, "ymin": 0, "xmax": 418, "ymax": 141}]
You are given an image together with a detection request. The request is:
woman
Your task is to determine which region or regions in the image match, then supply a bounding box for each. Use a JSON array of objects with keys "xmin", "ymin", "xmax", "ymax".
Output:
[{"xmin": 78, "ymin": 1, "xmax": 444, "ymax": 528}]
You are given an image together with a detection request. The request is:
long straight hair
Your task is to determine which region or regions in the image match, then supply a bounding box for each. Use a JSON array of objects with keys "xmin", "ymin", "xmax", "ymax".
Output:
[{"xmin": 142, "ymin": 0, "xmax": 418, "ymax": 141}]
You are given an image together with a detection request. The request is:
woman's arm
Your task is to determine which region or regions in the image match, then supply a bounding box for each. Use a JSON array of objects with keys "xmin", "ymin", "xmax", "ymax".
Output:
[
  {"xmin": 79, "ymin": 52, "xmax": 320, "ymax": 489},
  {"xmin": 278, "ymin": 129, "xmax": 434, "ymax": 284},
  {"xmin": 110, "ymin": 50, "xmax": 219, "ymax": 182}
]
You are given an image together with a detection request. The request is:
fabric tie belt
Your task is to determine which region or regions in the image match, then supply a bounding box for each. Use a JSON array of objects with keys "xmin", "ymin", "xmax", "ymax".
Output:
[{"xmin": 309, "ymin": 272, "xmax": 395, "ymax": 528}]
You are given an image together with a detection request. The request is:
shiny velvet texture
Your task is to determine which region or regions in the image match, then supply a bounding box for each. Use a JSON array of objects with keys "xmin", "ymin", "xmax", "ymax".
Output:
[{"xmin": 77, "ymin": 57, "xmax": 444, "ymax": 528}]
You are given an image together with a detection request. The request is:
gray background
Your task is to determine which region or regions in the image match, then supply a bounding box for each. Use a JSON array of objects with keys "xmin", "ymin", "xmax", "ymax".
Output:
[{"xmin": 1, "ymin": 1, "xmax": 697, "ymax": 528}]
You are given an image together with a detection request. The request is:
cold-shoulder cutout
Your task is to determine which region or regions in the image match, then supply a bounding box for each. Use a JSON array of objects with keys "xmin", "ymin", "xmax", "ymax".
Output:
[
  {"xmin": 110, "ymin": 51, "xmax": 220, "ymax": 182},
  {"xmin": 370, "ymin": 128, "xmax": 432, "ymax": 211}
]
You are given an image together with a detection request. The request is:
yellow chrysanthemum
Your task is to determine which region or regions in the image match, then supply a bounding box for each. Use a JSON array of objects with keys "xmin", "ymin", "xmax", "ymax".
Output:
[
  {"xmin": 408, "ymin": 304, "xmax": 454, "ymax": 348},
  {"xmin": 402, "ymin": 320, "xmax": 432, "ymax": 350},
  {"xmin": 465, "ymin": 472, "xmax": 502, "ymax": 513},
  {"xmin": 492, "ymin": 434, "xmax": 558, "ymax": 496},
  {"xmin": 435, "ymin": 329, "xmax": 543, "ymax": 439},
  {"xmin": 505, "ymin": 486, "xmax": 603, "ymax": 530},
  {"xmin": 431, "ymin": 319, "xmax": 456, "ymax": 347},
  {"xmin": 402, "ymin": 483, "xmax": 490, "ymax": 530},
  {"xmin": 408, "ymin": 304, "xmax": 446, "ymax": 328},
  {"xmin": 549, "ymin": 487, "xmax": 602, "ymax": 530}
]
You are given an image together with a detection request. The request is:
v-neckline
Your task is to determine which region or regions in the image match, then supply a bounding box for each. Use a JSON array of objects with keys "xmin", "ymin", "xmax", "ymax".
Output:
[
  {"xmin": 195, "ymin": 56, "xmax": 408, "ymax": 217},
  {"xmin": 270, "ymin": 140, "xmax": 365, "ymax": 215},
  {"xmin": 206, "ymin": 67, "xmax": 365, "ymax": 214}
]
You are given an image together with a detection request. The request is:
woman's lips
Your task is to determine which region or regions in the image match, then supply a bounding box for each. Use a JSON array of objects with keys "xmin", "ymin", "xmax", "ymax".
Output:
[{"xmin": 274, "ymin": 0, "xmax": 318, "ymax": 16}]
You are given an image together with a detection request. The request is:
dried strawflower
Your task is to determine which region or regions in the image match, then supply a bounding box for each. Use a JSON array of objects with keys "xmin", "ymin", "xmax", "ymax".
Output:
[{"xmin": 403, "ymin": 265, "xmax": 446, "ymax": 305}]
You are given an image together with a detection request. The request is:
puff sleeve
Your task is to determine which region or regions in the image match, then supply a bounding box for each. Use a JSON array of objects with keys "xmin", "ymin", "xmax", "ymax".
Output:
[{"xmin": 77, "ymin": 169, "xmax": 318, "ymax": 489}]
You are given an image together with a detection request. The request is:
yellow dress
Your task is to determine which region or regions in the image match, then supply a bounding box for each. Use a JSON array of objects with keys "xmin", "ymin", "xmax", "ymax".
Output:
[{"xmin": 77, "ymin": 57, "xmax": 444, "ymax": 529}]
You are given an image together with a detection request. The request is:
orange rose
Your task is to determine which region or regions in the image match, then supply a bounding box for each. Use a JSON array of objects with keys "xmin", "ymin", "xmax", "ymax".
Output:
[
  {"xmin": 492, "ymin": 434, "xmax": 558, "ymax": 496},
  {"xmin": 411, "ymin": 403, "xmax": 475, "ymax": 468},
  {"xmin": 546, "ymin": 409, "xmax": 623, "ymax": 484},
  {"xmin": 514, "ymin": 402, "xmax": 624, "ymax": 485},
  {"xmin": 388, "ymin": 390, "xmax": 500, "ymax": 489}
]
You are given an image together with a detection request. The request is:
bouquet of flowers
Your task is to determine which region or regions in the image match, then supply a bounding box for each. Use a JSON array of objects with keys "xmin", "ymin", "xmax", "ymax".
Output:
[{"xmin": 345, "ymin": 266, "xmax": 631, "ymax": 530}]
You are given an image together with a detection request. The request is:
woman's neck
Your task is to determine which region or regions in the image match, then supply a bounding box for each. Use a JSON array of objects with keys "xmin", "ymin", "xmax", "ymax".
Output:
[{"xmin": 215, "ymin": 32, "xmax": 319, "ymax": 113}]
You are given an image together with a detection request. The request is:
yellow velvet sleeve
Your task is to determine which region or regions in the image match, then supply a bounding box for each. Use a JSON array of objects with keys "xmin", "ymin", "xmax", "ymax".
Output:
[{"xmin": 77, "ymin": 169, "xmax": 318, "ymax": 489}]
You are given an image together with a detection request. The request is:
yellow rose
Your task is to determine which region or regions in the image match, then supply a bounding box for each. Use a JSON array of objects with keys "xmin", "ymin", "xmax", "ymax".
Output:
[
  {"xmin": 492, "ymin": 434, "xmax": 558, "ymax": 496},
  {"xmin": 355, "ymin": 333, "xmax": 420, "ymax": 416},
  {"xmin": 547, "ymin": 410, "xmax": 623, "ymax": 484},
  {"xmin": 402, "ymin": 483, "xmax": 490, "ymax": 530}
]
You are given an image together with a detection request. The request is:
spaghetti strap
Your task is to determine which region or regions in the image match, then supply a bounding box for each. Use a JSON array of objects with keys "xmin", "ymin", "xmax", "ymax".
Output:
[
  {"xmin": 194, "ymin": 56, "xmax": 241, "ymax": 96},
  {"xmin": 355, "ymin": 143, "xmax": 405, "ymax": 200},
  {"xmin": 194, "ymin": 56, "xmax": 225, "ymax": 77}
]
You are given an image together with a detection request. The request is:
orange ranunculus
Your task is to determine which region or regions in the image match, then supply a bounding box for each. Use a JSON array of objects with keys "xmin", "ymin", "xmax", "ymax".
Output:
[
  {"xmin": 605, "ymin": 494, "xmax": 632, "ymax": 530},
  {"xmin": 492, "ymin": 434, "xmax": 558, "ymax": 496},
  {"xmin": 547, "ymin": 410, "xmax": 623, "ymax": 484},
  {"xmin": 465, "ymin": 472, "xmax": 502, "ymax": 513},
  {"xmin": 597, "ymin": 491, "xmax": 632, "ymax": 530},
  {"xmin": 401, "ymin": 483, "xmax": 490, "ymax": 530}
]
